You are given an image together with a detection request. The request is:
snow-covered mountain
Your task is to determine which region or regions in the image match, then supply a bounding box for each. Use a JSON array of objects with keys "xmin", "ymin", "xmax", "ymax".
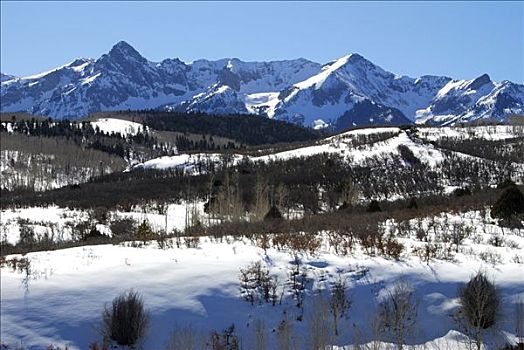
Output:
[{"xmin": 1, "ymin": 41, "xmax": 523, "ymax": 128}]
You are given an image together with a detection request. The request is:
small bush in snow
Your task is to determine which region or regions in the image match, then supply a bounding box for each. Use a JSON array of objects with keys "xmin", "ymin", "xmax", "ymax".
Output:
[
  {"xmin": 210, "ymin": 324, "xmax": 240, "ymax": 350},
  {"xmin": 478, "ymin": 250, "xmax": 502, "ymax": 265},
  {"xmin": 239, "ymin": 261, "xmax": 277, "ymax": 305},
  {"xmin": 102, "ymin": 290, "xmax": 149, "ymax": 346},
  {"xmin": 487, "ymin": 234, "xmax": 505, "ymax": 247}
]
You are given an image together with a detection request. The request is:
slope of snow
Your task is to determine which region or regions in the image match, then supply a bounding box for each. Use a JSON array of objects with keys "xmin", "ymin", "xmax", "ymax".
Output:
[
  {"xmin": 132, "ymin": 127, "xmax": 452, "ymax": 172},
  {"xmin": 90, "ymin": 118, "xmax": 147, "ymax": 137},
  {"xmin": 418, "ymin": 125, "xmax": 524, "ymax": 141},
  {"xmin": 1, "ymin": 209, "xmax": 523, "ymax": 349}
]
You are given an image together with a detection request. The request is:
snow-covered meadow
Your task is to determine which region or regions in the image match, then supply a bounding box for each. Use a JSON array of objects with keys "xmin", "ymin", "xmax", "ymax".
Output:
[{"xmin": 1, "ymin": 208, "xmax": 523, "ymax": 349}]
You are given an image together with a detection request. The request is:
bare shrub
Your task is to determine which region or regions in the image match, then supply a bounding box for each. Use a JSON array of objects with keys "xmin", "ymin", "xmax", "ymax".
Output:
[
  {"xmin": 478, "ymin": 250, "xmax": 502, "ymax": 265},
  {"xmin": 378, "ymin": 280, "xmax": 418, "ymax": 350},
  {"xmin": 18, "ymin": 225, "xmax": 37, "ymax": 246},
  {"xmin": 210, "ymin": 324, "xmax": 240, "ymax": 350},
  {"xmin": 102, "ymin": 290, "xmax": 149, "ymax": 346},
  {"xmin": 239, "ymin": 261, "xmax": 275, "ymax": 305},
  {"xmin": 307, "ymin": 296, "xmax": 333, "ymax": 350},
  {"xmin": 251, "ymin": 319, "xmax": 267, "ymax": 350},
  {"xmin": 329, "ymin": 275, "xmax": 351, "ymax": 336},
  {"xmin": 165, "ymin": 324, "xmax": 204, "ymax": 350},
  {"xmin": 516, "ymin": 299, "xmax": 524, "ymax": 347},
  {"xmin": 276, "ymin": 312, "xmax": 297, "ymax": 350},
  {"xmin": 384, "ymin": 237, "xmax": 403, "ymax": 260},
  {"xmin": 455, "ymin": 271, "xmax": 500, "ymax": 350},
  {"xmin": 288, "ymin": 255, "xmax": 308, "ymax": 316},
  {"xmin": 184, "ymin": 236, "xmax": 200, "ymax": 248},
  {"xmin": 412, "ymin": 242, "xmax": 438, "ymax": 263}
]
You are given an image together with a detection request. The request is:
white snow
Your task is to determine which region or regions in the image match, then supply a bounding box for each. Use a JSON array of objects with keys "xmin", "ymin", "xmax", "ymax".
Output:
[
  {"xmin": 1, "ymin": 209, "xmax": 523, "ymax": 349},
  {"xmin": 132, "ymin": 127, "xmax": 455, "ymax": 172},
  {"xmin": 90, "ymin": 118, "xmax": 147, "ymax": 137},
  {"xmin": 294, "ymin": 55, "xmax": 352, "ymax": 91},
  {"xmin": 418, "ymin": 125, "xmax": 524, "ymax": 141}
]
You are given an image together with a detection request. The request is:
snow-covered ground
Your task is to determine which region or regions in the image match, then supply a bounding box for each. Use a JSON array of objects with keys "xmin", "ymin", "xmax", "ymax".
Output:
[
  {"xmin": 417, "ymin": 125, "xmax": 524, "ymax": 141},
  {"xmin": 132, "ymin": 127, "xmax": 406, "ymax": 171},
  {"xmin": 1, "ymin": 209, "xmax": 523, "ymax": 349},
  {"xmin": 0, "ymin": 203, "xmax": 205, "ymax": 245},
  {"xmin": 1, "ymin": 118, "xmax": 148, "ymax": 138},
  {"xmin": 90, "ymin": 118, "xmax": 148, "ymax": 137}
]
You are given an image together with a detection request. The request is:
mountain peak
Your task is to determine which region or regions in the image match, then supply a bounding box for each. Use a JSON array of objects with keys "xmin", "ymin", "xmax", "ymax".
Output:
[
  {"xmin": 468, "ymin": 73, "xmax": 491, "ymax": 90},
  {"xmin": 107, "ymin": 41, "xmax": 145, "ymax": 61}
]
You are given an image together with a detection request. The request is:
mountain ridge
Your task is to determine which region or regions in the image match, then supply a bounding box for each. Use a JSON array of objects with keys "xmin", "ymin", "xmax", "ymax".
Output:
[{"xmin": 2, "ymin": 41, "xmax": 523, "ymax": 129}]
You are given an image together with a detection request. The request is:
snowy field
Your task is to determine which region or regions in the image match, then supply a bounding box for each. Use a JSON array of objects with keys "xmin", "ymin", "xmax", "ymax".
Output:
[
  {"xmin": 1, "ymin": 209, "xmax": 523, "ymax": 349},
  {"xmin": 90, "ymin": 118, "xmax": 148, "ymax": 137},
  {"xmin": 0, "ymin": 203, "xmax": 205, "ymax": 245},
  {"xmin": 417, "ymin": 125, "xmax": 524, "ymax": 141}
]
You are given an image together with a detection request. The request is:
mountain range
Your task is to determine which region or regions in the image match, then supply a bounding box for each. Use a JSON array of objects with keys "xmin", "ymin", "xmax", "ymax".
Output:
[{"xmin": 1, "ymin": 41, "xmax": 523, "ymax": 129}]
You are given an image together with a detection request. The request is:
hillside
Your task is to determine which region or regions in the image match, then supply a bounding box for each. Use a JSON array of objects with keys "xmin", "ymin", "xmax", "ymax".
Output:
[{"xmin": 1, "ymin": 122, "xmax": 523, "ymax": 350}]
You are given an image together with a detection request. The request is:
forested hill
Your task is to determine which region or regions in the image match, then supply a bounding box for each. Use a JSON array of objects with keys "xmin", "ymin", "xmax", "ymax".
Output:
[{"xmin": 94, "ymin": 110, "xmax": 325, "ymax": 146}]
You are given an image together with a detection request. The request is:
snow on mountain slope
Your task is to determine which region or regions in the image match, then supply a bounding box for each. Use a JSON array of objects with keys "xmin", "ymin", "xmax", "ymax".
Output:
[
  {"xmin": 1, "ymin": 209, "xmax": 523, "ymax": 349},
  {"xmin": 1, "ymin": 41, "xmax": 523, "ymax": 127},
  {"xmin": 416, "ymin": 75, "xmax": 524, "ymax": 125},
  {"xmin": 272, "ymin": 54, "xmax": 446, "ymax": 128},
  {"xmin": 0, "ymin": 73, "xmax": 16, "ymax": 83},
  {"xmin": 182, "ymin": 84, "xmax": 249, "ymax": 114},
  {"xmin": 132, "ymin": 126, "xmax": 456, "ymax": 172},
  {"xmin": 90, "ymin": 118, "xmax": 147, "ymax": 136},
  {"xmin": 417, "ymin": 124, "xmax": 524, "ymax": 141}
]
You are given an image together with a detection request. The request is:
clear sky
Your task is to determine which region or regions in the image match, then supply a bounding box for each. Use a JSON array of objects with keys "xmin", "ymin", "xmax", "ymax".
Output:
[{"xmin": 1, "ymin": 1, "xmax": 523, "ymax": 83}]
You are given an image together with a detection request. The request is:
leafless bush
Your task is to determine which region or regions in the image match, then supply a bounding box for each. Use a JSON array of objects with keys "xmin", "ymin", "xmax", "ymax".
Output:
[
  {"xmin": 412, "ymin": 242, "xmax": 439, "ymax": 263},
  {"xmin": 276, "ymin": 312, "xmax": 297, "ymax": 350},
  {"xmin": 102, "ymin": 290, "xmax": 149, "ymax": 346},
  {"xmin": 478, "ymin": 250, "xmax": 502, "ymax": 265},
  {"xmin": 165, "ymin": 324, "xmax": 204, "ymax": 350},
  {"xmin": 251, "ymin": 319, "xmax": 267, "ymax": 350},
  {"xmin": 377, "ymin": 280, "xmax": 418, "ymax": 350},
  {"xmin": 272, "ymin": 232, "xmax": 321, "ymax": 255},
  {"xmin": 455, "ymin": 271, "xmax": 500, "ymax": 350},
  {"xmin": 184, "ymin": 236, "xmax": 200, "ymax": 248},
  {"xmin": 516, "ymin": 299, "xmax": 524, "ymax": 347},
  {"xmin": 289, "ymin": 255, "xmax": 308, "ymax": 315},
  {"xmin": 210, "ymin": 324, "xmax": 240, "ymax": 350},
  {"xmin": 330, "ymin": 275, "xmax": 351, "ymax": 336},
  {"xmin": 239, "ymin": 261, "xmax": 276, "ymax": 305},
  {"xmin": 383, "ymin": 237, "xmax": 404, "ymax": 260},
  {"xmin": 307, "ymin": 296, "xmax": 333, "ymax": 350}
]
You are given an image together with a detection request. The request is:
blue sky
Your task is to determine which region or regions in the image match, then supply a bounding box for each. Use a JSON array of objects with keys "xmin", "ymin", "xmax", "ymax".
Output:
[{"xmin": 1, "ymin": 1, "xmax": 523, "ymax": 83}]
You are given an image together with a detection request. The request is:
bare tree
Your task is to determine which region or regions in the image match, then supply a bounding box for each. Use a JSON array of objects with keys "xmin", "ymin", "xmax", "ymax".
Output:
[
  {"xmin": 251, "ymin": 319, "xmax": 267, "ymax": 350},
  {"xmin": 308, "ymin": 296, "xmax": 334, "ymax": 350},
  {"xmin": 516, "ymin": 299, "xmax": 524, "ymax": 347},
  {"xmin": 165, "ymin": 324, "xmax": 205, "ymax": 350},
  {"xmin": 378, "ymin": 280, "xmax": 418, "ymax": 350},
  {"xmin": 329, "ymin": 275, "xmax": 352, "ymax": 336},
  {"xmin": 276, "ymin": 312, "xmax": 297, "ymax": 350},
  {"xmin": 455, "ymin": 271, "xmax": 500, "ymax": 350}
]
